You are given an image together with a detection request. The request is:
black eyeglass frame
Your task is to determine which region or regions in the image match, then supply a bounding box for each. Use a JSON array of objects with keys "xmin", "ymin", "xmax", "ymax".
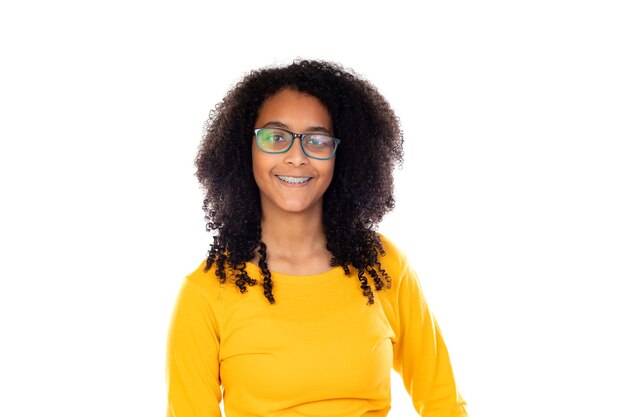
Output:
[{"xmin": 254, "ymin": 127, "xmax": 341, "ymax": 160}]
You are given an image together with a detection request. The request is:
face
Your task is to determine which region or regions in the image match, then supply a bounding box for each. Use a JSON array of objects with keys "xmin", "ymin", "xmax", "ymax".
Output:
[{"xmin": 252, "ymin": 88, "xmax": 336, "ymax": 217}]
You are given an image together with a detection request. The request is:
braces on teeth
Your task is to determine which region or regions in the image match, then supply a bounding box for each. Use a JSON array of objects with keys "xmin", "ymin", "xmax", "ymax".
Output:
[{"xmin": 277, "ymin": 176, "xmax": 312, "ymax": 184}]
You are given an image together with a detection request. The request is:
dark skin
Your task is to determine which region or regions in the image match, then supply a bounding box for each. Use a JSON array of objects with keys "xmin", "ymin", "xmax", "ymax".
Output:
[
  {"xmin": 249, "ymin": 88, "xmax": 336, "ymax": 276},
  {"xmin": 197, "ymin": 60, "xmax": 402, "ymax": 304}
]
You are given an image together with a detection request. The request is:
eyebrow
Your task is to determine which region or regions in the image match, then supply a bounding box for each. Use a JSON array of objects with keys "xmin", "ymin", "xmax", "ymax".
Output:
[{"xmin": 263, "ymin": 121, "xmax": 332, "ymax": 135}]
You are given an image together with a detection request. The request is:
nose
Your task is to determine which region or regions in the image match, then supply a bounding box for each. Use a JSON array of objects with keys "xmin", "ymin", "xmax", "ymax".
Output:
[{"xmin": 283, "ymin": 136, "xmax": 309, "ymax": 166}]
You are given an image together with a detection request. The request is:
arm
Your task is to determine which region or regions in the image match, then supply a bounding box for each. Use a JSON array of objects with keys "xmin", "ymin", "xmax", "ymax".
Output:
[
  {"xmin": 166, "ymin": 277, "xmax": 222, "ymax": 417},
  {"xmin": 392, "ymin": 263, "xmax": 468, "ymax": 417}
]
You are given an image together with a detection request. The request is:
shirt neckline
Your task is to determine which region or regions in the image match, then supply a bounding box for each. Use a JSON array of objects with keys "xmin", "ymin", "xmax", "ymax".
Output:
[{"xmin": 244, "ymin": 261, "xmax": 346, "ymax": 285}]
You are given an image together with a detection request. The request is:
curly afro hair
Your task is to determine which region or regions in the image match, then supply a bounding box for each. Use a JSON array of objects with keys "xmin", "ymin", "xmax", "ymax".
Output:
[{"xmin": 195, "ymin": 59, "xmax": 404, "ymax": 305}]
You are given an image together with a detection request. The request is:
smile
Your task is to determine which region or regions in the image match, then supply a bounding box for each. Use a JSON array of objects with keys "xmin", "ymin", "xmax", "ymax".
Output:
[{"xmin": 276, "ymin": 175, "xmax": 313, "ymax": 184}]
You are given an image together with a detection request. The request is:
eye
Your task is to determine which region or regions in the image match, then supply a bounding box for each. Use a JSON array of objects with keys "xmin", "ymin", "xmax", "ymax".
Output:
[
  {"xmin": 260, "ymin": 129, "xmax": 288, "ymax": 143},
  {"xmin": 306, "ymin": 135, "xmax": 332, "ymax": 147}
]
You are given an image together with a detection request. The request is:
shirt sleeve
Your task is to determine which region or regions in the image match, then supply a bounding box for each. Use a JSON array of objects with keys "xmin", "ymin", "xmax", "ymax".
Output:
[
  {"xmin": 392, "ymin": 262, "xmax": 469, "ymax": 417},
  {"xmin": 166, "ymin": 276, "xmax": 222, "ymax": 417}
]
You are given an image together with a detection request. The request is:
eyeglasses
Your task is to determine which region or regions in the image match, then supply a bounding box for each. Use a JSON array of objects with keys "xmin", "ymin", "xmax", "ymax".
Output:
[{"xmin": 254, "ymin": 127, "xmax": 341, "ymax": 160}]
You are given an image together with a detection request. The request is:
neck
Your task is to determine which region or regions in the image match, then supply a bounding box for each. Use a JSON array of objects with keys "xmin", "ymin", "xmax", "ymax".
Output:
[{"xmin": 259, "ymin": 205, "xmax": 327, "ymax": 260}]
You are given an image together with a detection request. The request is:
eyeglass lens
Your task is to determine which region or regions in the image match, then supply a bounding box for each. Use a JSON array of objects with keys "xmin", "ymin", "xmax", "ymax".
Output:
[{"xmin": 256, "ymin": 128, "xmax": 336, "ymax": 159}]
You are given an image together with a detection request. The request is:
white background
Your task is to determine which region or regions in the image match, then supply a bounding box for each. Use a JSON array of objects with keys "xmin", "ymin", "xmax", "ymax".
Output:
[{"xmin": 1, "ymin": 1, "xmax": 624, "ymax": 416}]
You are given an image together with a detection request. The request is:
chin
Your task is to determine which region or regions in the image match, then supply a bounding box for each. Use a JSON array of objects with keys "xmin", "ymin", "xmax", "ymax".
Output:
[
  {"xmin": 279, "ymin": 204, "xmax": 315, "ymax": 214},
  {"xmin": 274, "ymin": 198, "xmax": 322, "ymax": 214}
]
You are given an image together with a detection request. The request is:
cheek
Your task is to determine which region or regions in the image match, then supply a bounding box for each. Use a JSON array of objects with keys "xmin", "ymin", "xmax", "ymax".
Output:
[
  {"xmin": 251, "ymin": 144, "xmax": 264, "ymax": 182},
  {"xmin": 321, "ymin": 161, "xmax": 335, "ymax": 188},
  {"xmin": 251, "ymin": 146, "xmax": 275, "ymax": 190}
]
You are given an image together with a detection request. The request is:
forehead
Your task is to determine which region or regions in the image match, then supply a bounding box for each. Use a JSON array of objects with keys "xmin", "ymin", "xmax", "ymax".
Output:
[{"xmin": 255, "ymin": 88, "xmax": 332, "ymax": 131}]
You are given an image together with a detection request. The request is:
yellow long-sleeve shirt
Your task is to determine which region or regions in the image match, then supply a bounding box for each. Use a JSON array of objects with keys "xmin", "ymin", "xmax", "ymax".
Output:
[{"xmin": 166, "ymin": 234, "xmax": 468, "ymax": 416}]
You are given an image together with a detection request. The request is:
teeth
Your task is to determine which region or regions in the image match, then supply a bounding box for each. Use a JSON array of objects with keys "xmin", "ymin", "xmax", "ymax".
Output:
[{"xmin": 277, "ymin": 175, "xmax": 312, "ymax": 184}]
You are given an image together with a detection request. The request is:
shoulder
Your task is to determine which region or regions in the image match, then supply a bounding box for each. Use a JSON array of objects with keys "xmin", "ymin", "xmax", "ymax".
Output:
[
  {"xmin": 376, "ymin": 232, "xmax": 411, "ymax": 277},
  {"xmin": 375, "ymin": 232, "xmax": 425, "ymax": 299},
  {"xmin": 183, "ymin": 258, "xmax": 229, "ymax": 301},
  {"xmin": 184, "ymin": 257, "xmax": 262, "ymax": 306}
]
